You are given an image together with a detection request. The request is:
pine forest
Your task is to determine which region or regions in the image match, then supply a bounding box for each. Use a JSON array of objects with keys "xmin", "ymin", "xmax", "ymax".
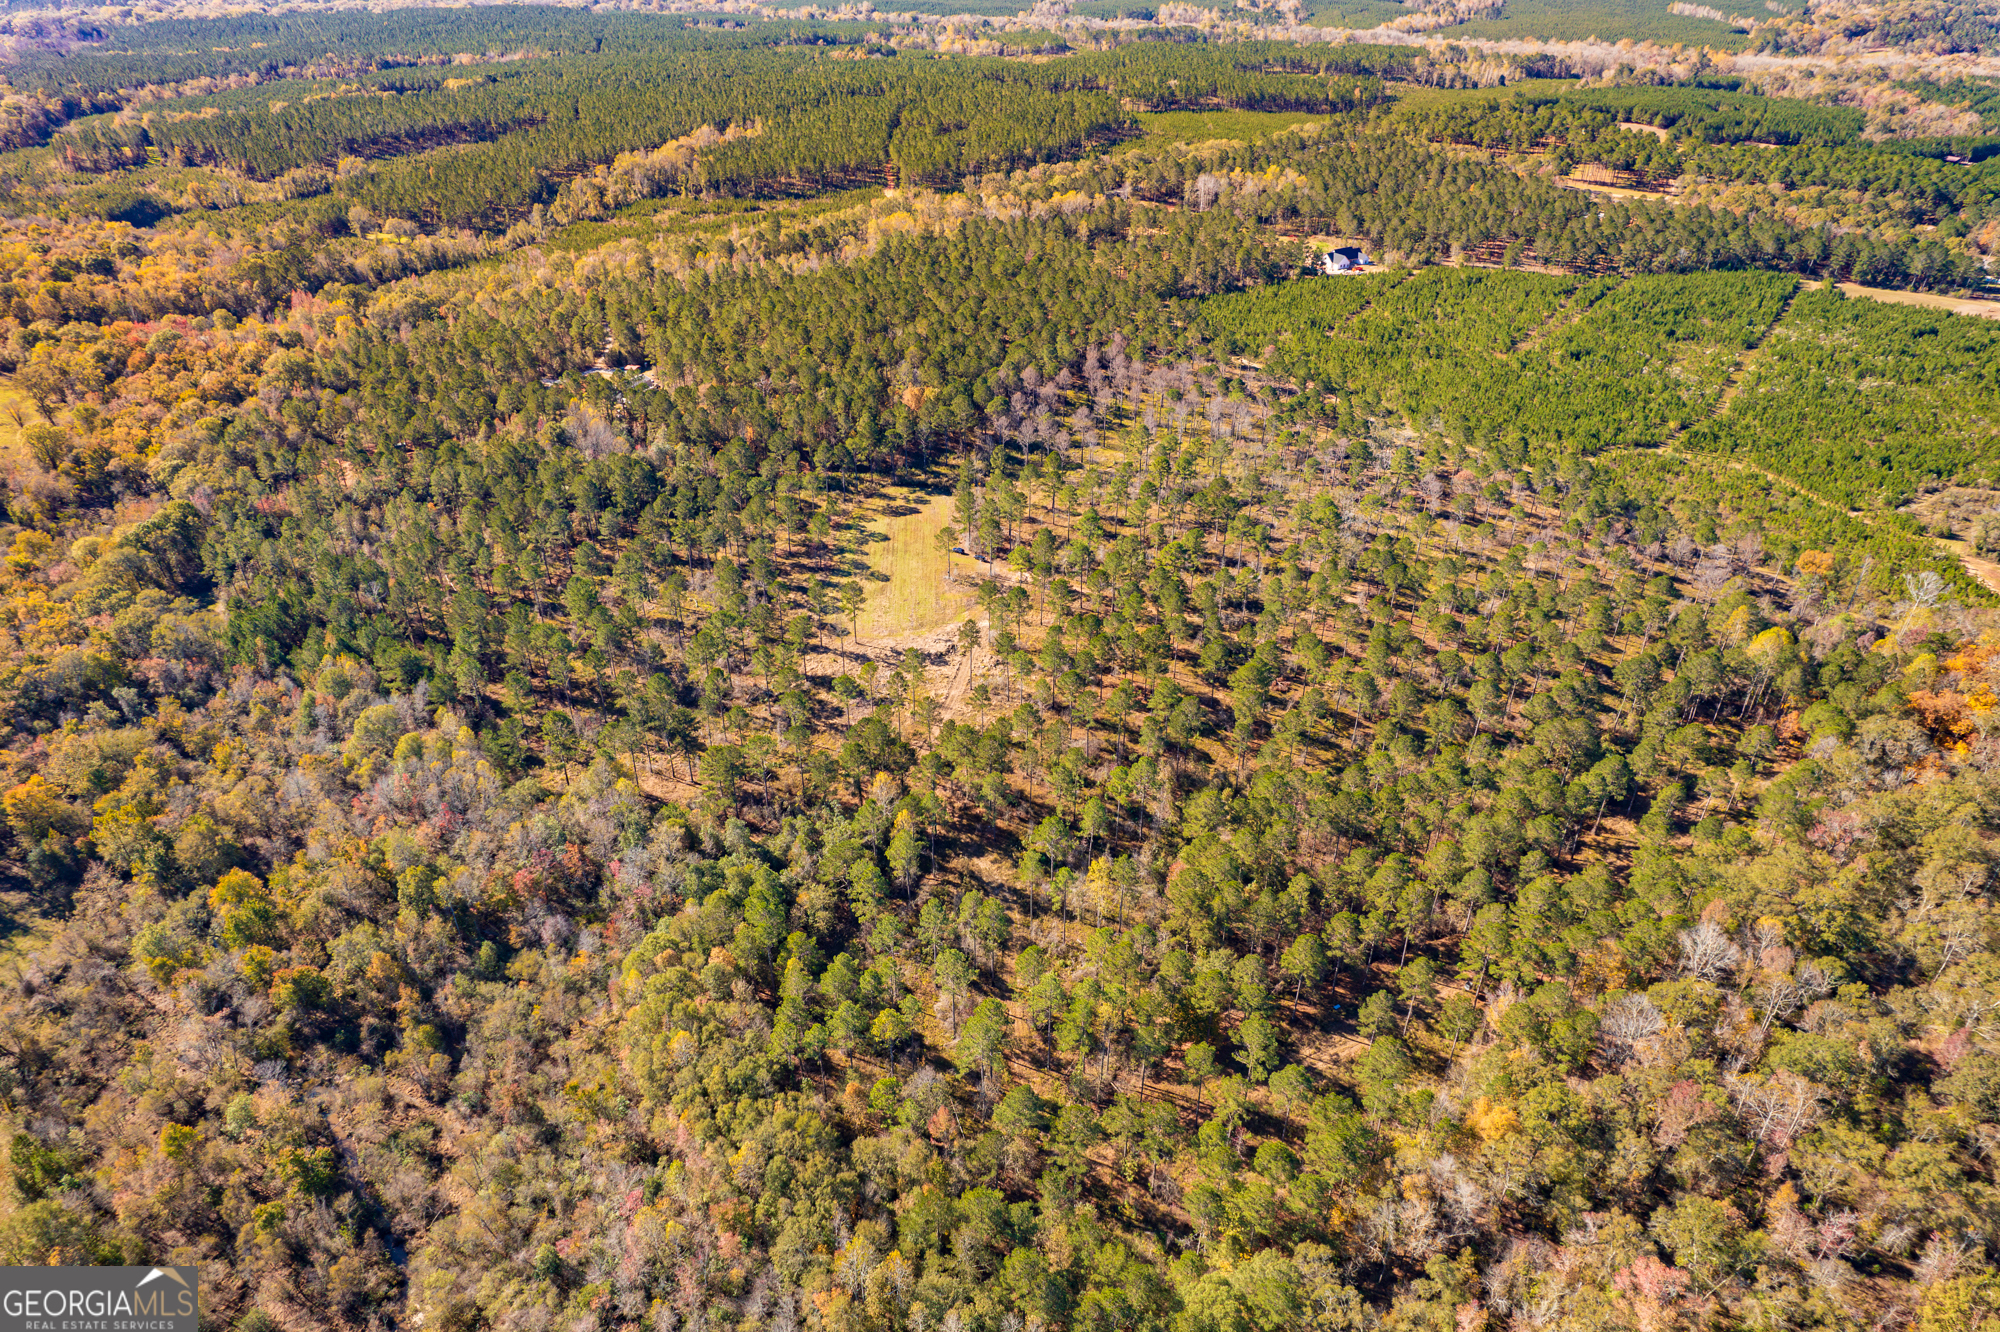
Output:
[{"xmin": 0, "ymin": 8, "xmax": 1997, "ymax": 1332}]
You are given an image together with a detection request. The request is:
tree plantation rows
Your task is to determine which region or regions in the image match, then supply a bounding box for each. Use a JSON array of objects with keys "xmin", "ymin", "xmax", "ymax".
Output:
[
  {"xmin": 1205, "ymin": 267, "xmax": 1797, "ymax": 457},
  {"xmin": 1202, "ymin": 265, "xmax": 1999, "ymax": 579},
  {"xmin": 1392, "ymin": 83, "xmax": 2000, "ymax": 254},
  {"xmin": 1, "ymin": 14, "xmax": 2000, "ymax": 1332},
  {"xmin": 6, "ymin": 9, "xmax": 858, "ymax": 104},
  {"xmin": 56, "ymin": 54, "xmax": 1138, "ymax": 228},
  {"xmin": 7, "ymin": 13, "xmax": 1426, "ymax": 115},
  {"xmin": 0, "ymin": 21, "xmax": 1983, "ymax": 296},
  {"xmin": 1680, "ymin": 285, "xmax": 2000, "ymax": 510},
  {"xmin": 1066, "ymin": 121, "xmax": 1986, "ymax": 293},
  {"xmin": 34, "ymin": 30, "xmax": 1408, "ymax": 229},
  {"xmin": 1550, "ymin": 84, "xmax": 1866, "ymax": 148}
]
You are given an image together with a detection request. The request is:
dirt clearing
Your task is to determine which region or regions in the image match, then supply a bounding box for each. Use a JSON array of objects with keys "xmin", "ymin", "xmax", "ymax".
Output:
[{"xmin": 1554, "ymin": 177, "xmax": 1677, "ymax": 202}]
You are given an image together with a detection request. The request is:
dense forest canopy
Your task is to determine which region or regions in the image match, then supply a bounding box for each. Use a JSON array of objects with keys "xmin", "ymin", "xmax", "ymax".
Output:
[
  {"xmin": 5, "ymin": 10, "xmax": 865, "ymax": 100},
  {"xmin": 0, "ymin": 12, "xmax": 1998, "ymax": 1332}
]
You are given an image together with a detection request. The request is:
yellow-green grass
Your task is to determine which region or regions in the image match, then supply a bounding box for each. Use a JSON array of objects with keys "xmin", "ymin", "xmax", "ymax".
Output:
[
  {"xmin": 547, "ymin": 188, "xmax": 885, "ymax": 254},
  {"xmin": 854, "ymin": 490, "xmax": 980, "ymax": 642},
  {"xmin": 1382, "ymin": 79, "xmax": 1582, "ymax": 116},
  {"xmin": 1114, "ymin": 109, "xmax": 1331, "ymax": 154}
]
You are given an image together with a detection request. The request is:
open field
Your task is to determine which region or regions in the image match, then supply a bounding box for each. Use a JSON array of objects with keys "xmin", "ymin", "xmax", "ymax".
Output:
[
  {"xmin": 1115, "ymin": 109, "xmax": 1330, "ymax": 154},
  {"xmin": 1302, "ymin": 0, "xmax": 1413, "ymax": 26},
  {"xmin": 1450, "ymin": 0, "xmax": 1754, "ymax": 48},
  {"xmin": 853, "ymin": 489, "xmax": 981, "ymax": 642},
  {"xmin": 1555, "ymin": 176, "xmax": 1680, "ymax": 202},
  {"xmin": 1837, "ymin": 281, "xmax": 2000, "ymax": 320},
  {"xmin": 547, "ymin": 187, "xmax": 886, "ymax": 253},
  {"xmin": 1382, "ymin": 78, "xmax": 1583, "ymax": 114}
]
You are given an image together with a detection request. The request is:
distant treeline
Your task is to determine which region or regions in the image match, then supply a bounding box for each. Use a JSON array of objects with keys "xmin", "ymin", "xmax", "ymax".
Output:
[
  {"xmin": 1402, "ymin": 85, "xmax": 1864, "ymax": 159},
  {"xmin": 6, "ymin": 9, "xmax": 842, "ymax": 99},
  {"xmin": 47, "ymin": 37, "xmax": 1408, "ymax": 228},
  {"xmin": 1396, "ymin": 81, "xmax": 2000, "ymax": 241}
]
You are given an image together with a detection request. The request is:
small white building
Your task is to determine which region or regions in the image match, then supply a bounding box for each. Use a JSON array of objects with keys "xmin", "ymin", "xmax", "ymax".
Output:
[{"xmin": 1320, "ymin": 246, "xmax": 1370, "ymax": 274}]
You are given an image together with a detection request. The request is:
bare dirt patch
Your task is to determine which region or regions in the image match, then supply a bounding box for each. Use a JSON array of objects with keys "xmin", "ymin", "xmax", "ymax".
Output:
[
  {"xmin": 1295, "ymin": 234, "xmax": 1376, "ymax": 254},
  {"xmin": 1935, "ymin": 538, "xmax": 2000, "ymax": 596},
  {"xmin": 1553, "ymin": 176, "xmax": 1678, "ymax": 203}
]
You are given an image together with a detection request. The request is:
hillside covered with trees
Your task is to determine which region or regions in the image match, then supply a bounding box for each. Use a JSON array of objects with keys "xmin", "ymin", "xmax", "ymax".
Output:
[{"xmin": 0, "ymin": 13, "xmax": 1998, "ymax": 1332}]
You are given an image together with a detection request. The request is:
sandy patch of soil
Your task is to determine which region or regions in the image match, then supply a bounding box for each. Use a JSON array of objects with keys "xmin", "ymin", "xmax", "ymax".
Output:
[{"xmin": 1837, "ymin": 282, "xmax": 2000, "ymax": 320}]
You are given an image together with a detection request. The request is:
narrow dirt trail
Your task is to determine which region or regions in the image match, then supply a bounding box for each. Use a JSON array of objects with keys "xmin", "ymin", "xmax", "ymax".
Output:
[
  {"xmin": 1934, "ymin": 538, "xmax": 2000, "ymax": 596},
  {"xmin": 1633, "ymin": 280, "xmax": 2000, "ymax": 597},
  {"xmin": 1661, "ymin": 443, "xmax": 1853, "ymax": 519},
  {"xmin": 1680, "ymin": 280, "xmax": 1802, "ymax": 437},
  {"xmin": 1701, "ymin": 348, "xmax": 1766, "ymax": 427},
  {"xmin": 1504, "ymin": 273, "xmax": 1622, "ymax": 357},
  {"xmin": 1623, "ymin": 442, "xmax": 2000, "ymax": 597}
]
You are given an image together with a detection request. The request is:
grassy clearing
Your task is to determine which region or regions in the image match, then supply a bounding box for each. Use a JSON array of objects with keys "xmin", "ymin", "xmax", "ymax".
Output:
[
  {"xmin": 1450, "ymin": 0, "xmax": 1754, "ymax": 49},
  {"xmin": 547, "ymin": 187, "xmax": 886, "ymax": 254},
  {"xmin": 1115, "ymin": 109, "xmax": 1330, "ymax": 155},
  {"xmin": 854, "ymin": 490, "xmax": 980, "ymax": 642},
  {"xmin": 1382, "ymin": 79, "xmax": 1583, "ymax": 116},
  {"xmin": 1837, "ymin": 282, "xmax": 2000, "ymax": 320},
  {"xmin": 1302, "ymin": 0, "xmax": 1412, "ymax": 28}
]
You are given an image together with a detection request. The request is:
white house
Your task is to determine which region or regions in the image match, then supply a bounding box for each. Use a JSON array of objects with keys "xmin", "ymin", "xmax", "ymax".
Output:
[{"xmin": 1320, "ymin": 246, "xmax": 1370, "ymax": 274}]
